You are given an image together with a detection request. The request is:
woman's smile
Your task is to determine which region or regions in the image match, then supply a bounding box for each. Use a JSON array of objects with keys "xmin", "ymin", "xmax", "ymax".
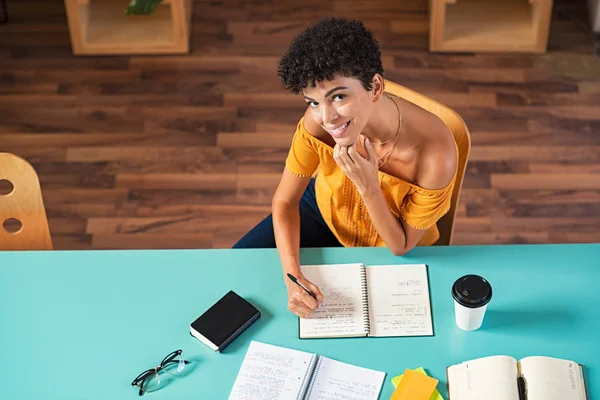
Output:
[{"xmin": 326, "ymin": 120, "xmax": 351, "ymax": 138}]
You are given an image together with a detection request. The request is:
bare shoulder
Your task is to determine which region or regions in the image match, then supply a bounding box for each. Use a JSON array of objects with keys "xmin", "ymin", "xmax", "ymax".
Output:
[{"xmin": 415, "ymin": 116, "xmax": 458, "ymax": 190}]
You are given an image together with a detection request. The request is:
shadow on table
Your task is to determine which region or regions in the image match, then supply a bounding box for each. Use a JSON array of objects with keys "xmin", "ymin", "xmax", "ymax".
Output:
[{"xmin": 483, "ymin": 308, "xmax": 574, "ymax": 334}]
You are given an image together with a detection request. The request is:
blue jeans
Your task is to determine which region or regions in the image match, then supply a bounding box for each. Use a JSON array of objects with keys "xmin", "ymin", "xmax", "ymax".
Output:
[{"xmin": 233, "ymin": 179, "xmax": 342, "ymax": 248}]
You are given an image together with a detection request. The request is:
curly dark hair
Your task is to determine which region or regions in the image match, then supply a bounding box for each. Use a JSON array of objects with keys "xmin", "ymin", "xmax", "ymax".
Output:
[{"xmin": 278, "ymin": 17, "xmax": 384, "ymax": 95}]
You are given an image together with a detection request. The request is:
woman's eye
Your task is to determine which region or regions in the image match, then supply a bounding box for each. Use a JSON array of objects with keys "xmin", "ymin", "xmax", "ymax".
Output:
[
  {"xmin": 307, "ymin": 101, "xmax": 318, "ymax": 108},
  {"xmin": 333, "ymin": 94, "xmax": 346, "ymax": 101}
]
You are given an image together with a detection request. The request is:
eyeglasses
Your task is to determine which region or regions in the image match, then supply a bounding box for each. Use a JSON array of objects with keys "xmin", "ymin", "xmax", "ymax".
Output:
[{"xmin": 131, "ymin": 349, "xmax": 190, "ymax": 396}]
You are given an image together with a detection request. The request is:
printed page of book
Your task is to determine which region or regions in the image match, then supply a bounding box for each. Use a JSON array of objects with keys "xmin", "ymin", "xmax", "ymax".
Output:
[
  {"xmin": 299, "ymin": 264, "xmax": 367, "ymax": 339},
  {"xmin": 447, "ymin": 355, "xmax": 520, "ymax": 400},
  {"xmin": 365, "ymin": 264, "xmax": 433, "ymax": 337},
  {"xmin": 229, "ymin": 341, "xmax": 316, "ymax": 400},
  {"xmin": 305, "ymin": 356, "xmax": 385, "ymax": 400},
  {"xmin": 519, "ymin": 356, "xmax": 587, "ymax": 400}
]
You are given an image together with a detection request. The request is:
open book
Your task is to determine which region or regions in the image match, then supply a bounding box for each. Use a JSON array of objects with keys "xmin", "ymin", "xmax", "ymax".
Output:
[
  {"xmin": 229, "ymin": 341, "xmax": 385, "ymax": 400},
  {"xmin": 447, "ymin": 355, "xmax": 588, "ymax": 400},
  {"xmin": 299, "ymin": 263, "xmax": 433, "ymax": 339}
]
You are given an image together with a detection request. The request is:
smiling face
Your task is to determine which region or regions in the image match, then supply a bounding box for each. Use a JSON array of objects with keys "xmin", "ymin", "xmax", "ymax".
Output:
[{"xmin": 303, "ymin": 75, "xmax": 380, "ymax": 147}]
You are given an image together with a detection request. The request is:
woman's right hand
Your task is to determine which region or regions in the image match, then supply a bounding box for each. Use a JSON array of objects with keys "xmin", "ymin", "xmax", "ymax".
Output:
[{"xmin": 286, "ymin": 276, "xmax": 324, "ymax": 319}]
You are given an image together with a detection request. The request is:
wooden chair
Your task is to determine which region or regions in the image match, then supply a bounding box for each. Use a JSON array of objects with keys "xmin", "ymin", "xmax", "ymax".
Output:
[
  {"xmin": 0, "ymin": 153, "xmax": 53, "ymax": 250},
  {"xmin": 383, "ymin": 79, "xmax": 471, "ymax": 246}
]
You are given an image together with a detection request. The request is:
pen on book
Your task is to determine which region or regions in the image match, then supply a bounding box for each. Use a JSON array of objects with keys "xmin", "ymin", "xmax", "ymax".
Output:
[
  {"xmin": 518, "ymin": 375, "xmax": 526, "ymax": 400},
  {"xmin": 286, "ymin": 273, "xmax": 318, "ymax": 301}
]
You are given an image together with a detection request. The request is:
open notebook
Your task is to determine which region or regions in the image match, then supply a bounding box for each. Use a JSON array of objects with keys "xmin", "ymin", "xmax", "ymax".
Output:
[
  {"xmin": 299, "ymin": 263, "xmax": 433, "ymax": 339},
  {"xmin": 447, "ymin": 355, "xmax": 588, "ymax": 400},
  {"xmin": 229, "ymin": 341, "xmax": 385, "ymax": 400}
]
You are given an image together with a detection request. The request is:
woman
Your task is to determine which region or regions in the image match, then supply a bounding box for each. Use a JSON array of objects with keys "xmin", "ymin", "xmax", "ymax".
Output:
[{"xmin": 233, "ymin": 17, "xmax": 458, "ymax": 318}]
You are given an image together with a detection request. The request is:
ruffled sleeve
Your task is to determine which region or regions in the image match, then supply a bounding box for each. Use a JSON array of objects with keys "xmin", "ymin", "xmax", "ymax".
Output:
[
  {"xmin": 400, "ymin": 182, "xmax": 454, "ymax": 230},
  {"xmin": 285, "ymin": 118, "xmax": 320, "ymax": 177}
]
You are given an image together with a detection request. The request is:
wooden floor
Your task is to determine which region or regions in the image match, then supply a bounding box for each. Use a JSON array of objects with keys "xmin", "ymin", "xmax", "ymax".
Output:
[{"xmin": 1, "ymin": 0, "xmax": 600, "ymax": 250}]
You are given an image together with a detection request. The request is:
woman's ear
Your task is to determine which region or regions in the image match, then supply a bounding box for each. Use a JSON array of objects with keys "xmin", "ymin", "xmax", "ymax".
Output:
[{"xmin": 371, "ymin": 74, "xmax": 385, "ymax": 102}]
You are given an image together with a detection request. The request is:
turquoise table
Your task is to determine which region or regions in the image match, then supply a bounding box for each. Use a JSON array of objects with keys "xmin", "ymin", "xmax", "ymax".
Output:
[{"xmin": 1, "ymin": 244, "xmax": 599, "ymax": 399}]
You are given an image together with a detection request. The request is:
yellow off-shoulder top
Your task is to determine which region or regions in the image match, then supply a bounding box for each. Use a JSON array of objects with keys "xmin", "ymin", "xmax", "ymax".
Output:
[{"xmin": 285, "ymin": 118, "xmax": 458, "ymax": 247}]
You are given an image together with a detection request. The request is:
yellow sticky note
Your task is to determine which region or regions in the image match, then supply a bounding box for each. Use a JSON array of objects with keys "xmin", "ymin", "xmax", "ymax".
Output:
[
  {"xmin": 390, "ymin": 368, "xmax": 438, "ymax": 400},
  {"xmin": 391, "ymin": 367, "xmax": 444, "ymax": 400}
]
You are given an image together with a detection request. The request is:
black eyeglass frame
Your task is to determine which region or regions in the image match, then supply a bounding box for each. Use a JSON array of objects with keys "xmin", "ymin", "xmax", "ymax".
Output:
[{"xmin": 131, "ymin": 349, "xmax": 190, "ymax": 396}]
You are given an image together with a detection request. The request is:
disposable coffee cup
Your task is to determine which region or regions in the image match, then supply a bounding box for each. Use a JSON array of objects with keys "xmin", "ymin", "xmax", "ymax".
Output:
[{"xmin": 452, "ymin": 274, "xmax": 492, "ymax": 331}]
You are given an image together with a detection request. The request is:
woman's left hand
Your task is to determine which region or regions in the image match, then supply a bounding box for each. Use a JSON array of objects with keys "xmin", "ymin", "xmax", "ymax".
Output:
[{"xmin": 333, "ymin": 137, "xmax": 380, "ymax": 196}]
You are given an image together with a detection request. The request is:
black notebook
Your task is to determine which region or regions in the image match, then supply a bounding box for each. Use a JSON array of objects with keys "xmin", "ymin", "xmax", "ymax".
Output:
[{"xmin": 190, "ymin": 290, "xmax": 260, "ymax": 352}]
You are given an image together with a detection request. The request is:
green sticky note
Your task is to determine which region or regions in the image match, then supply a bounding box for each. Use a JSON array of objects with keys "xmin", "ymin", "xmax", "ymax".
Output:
[{"xmin": 391, "ymin": 367, "xmax": 444, "ymax": 400}]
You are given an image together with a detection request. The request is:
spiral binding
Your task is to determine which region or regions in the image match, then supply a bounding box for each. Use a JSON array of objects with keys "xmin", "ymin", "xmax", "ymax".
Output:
[
  {"xmin": 302, "ymin": 355, "xmax": 323, "ymax": 400},
  {"xmin": 360, "ymin": 265, "xmax": 370, "ymax": 335},
  {"xmin": 296, "ymin": 354, "xmax": 316, "ymax": 400}
]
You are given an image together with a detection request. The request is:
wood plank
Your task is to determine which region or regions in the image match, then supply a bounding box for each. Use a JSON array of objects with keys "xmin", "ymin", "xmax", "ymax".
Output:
[
  {"xmin": 461, "ymin": 188, "xmax": 600, "ymax": 217},
  {"xmin": 453, "ymin": 217, "xmax": 492, "ymax": 233},
  {"xmin": 130, "ymin": 200, "xmax": 264, "ymax": 217},
  {"xmin": 452, "ymin": 232, "xmax": 549, "ymax": 245},
  {"xmin": 191, "ymin": 0, "xmax": 334, "ymax": 22},
  {"xmin": 0, "ymin": 107, "xmax": 145, "ymax": 133},
  {"xmin": 256, "ymin": 122, "xmax": 297, "ymax": 132},
  {"xmin": 387, "ymin": 68, "xmax": 527, "ymax": 84},
  {"xmin": 390, "ymin": 17, "xmax": 429, "ymax": 34},
  {"xmin": 491, "ymin": 174, "xmax": 600, "ymax": 190},
  {"xmin": 549, "ymin": 232, "xmax": 600, "ymax": 244},
  {"xmin": 527, "ymin": 118, "xmax": 599, "ymax": 137},
  {"xmin": 0, "ymin": 58, "xmax": 130, "ymax": 70},
  {"xmin": 491, "ymin": 217, "xmax": 600, "ymax": 233},
  {"xmin": 496, "ymin": 92, "xmax": 600, "ymax": 106},
  {"xmin": 224, "ymin": 93, "xmax": 302, "ymax": 108},
  {"xmin": 0, "ymin": 82, "xmax": 59, "ymax": 94},
  {"xmin": 217, "ymin": 132, "xmax": 293, "ymax": 148},
  {"xmin": 579, "ymin": 82, "xmax": 600, "ymax": 93},
  {"xmin": 87, "ymin": 213, "xmax": 267, "ymax": 235},
  {"xmin": 466, "ymin": 161, "xmax": 530, "ymax": 174},
  {"xmin": 498, "ymin": 105, "xmax": 600, "ymax": 120},
  {"xmin": 333, "ymin": 0, "xmax": 428, "ymax": 15},
  {"xmin": 528, "ymin": 163, "xmax": 600, "ymax": 173},
  {"xmin": 503, "ymin": 190, "xmax": 600, "ymax": 205},
  {"xmin": 43, "ymin": 189, "xmax": 129, "ymax": 205},
  {"xmin": 237, "ymin": 173, "xmax": 281, "ymax": 190},
  {"xmin": 0, "ymin": 94, "xmax": 77, "ymax": 107},
  {"xmin": 236, "ymin": 188, "xmax": 278, "ymax": 205},
  {"xmin": 226, "ymin": 148, "xmax": 288, "ymax": 164},
  {"xmin": 454, "ymin": 107, "xmax": 530, "ymax": 131},
  {"xmin": 92, "ymin": 233, "xmax": 213, "ymax": 249},
  {"xmin": 468, "ymin": 81, "xmax": 580, "ymax": 93},
  {"xmin": 2, "ymin": 148, "xmax": 67, "ymax": 162},
  {"xmin": 0, "ymin": 133, "xmax": 166, "ymax": 148},
  {"xmin": 66, "ymin": 146, "xmax": 225, "ymax": 162},
  {"xmin": 115, "ymin": 173, "xmax": 238, "ymax": 190},
  {"xmin": 227, "ymin": 21, "xmax": 312, "ymax": 46},
  {"xmin": 425, "ymin": 93, "xmax": 497, "ymax": 107},
  {"xmin": 52, "ymin": 235, "xmax": 93, "ymax": 250},
  {"xmin": 74, "ymin": 94, "xmax": 197, "ymax": 107},
  {"xmin": 394, "ymin": 53, "xmax": 535, "ymax": 69},
  {"xmin": 45, "ymin": 203, "xmax": 120, "ymax": 218},
  {"xmin": 470, "ymin": 146, "xmax": 600, "ymax": 162},
  {"xmin": 470, "ymin": 130, "xmax": 599, "ymax": 146},
  {"xmin": 48, "ymin": 217, "xmax": 88, "ymax": 235},
  {"xmin": 129, "ymin": 56, "xmax": 242, "ymax": 71}
]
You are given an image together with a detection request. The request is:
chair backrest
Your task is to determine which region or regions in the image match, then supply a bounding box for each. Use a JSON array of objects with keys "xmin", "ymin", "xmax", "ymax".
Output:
[
  {"xmin": 383, "ymin": 79, "xmax": 471, "ymax": 246},
  {"xmin": 0, "ymin": 153, "xmax": 53, "ymax": 250}
]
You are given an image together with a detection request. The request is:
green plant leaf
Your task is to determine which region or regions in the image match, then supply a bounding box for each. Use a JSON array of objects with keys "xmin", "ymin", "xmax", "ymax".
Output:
[{"xmin": 125, "ymin": 0, "xmax": 162, "ymax": 15}]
